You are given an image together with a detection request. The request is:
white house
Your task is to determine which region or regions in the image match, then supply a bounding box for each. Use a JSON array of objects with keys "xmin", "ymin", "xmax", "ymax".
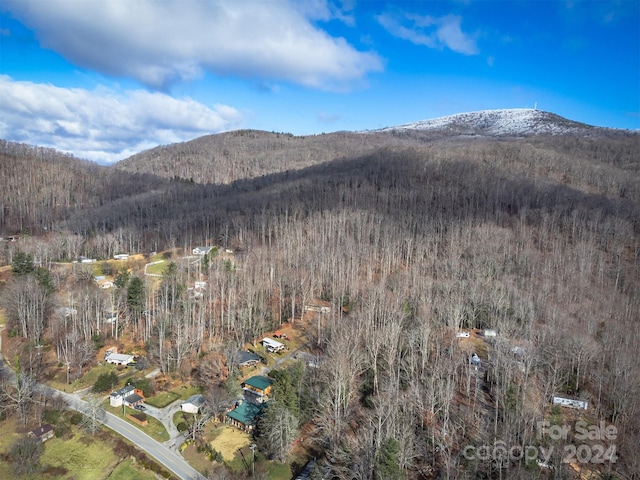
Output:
[
  {"xmin": 192, "ymin": 246, "xmax": 214, "ymax": 256},
  {"xmin": 110, "ymin": 385, "xmax": 145, "ymax": 407},
  {"xmin": 261, "ymin": 337, "xmax": 285, "ymax": 353},
  {"xmin": 110, "ymin": 385, "xmax": 134, "ymax": 407},
  {"xmin": 181, "ymin": 394, "xmax": 206, "ymax": 414},
  {"xmin": 552, "ymin": 396, "xmax": 588, "ymax": 410},
  {"xmin": 105, "ymin": 353, "xmax": 134, "ymax": 366},
  {"xmin": 304, "ymin": 305, "xmax": 331, "ymax": 314},
  {"xmin": 113, "ymin": 253, "xmax": 129, "ymax": 260}
]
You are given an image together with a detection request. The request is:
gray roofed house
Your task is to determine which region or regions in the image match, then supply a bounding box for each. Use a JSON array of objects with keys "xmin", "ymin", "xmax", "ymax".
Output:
[
  {"xmin": 110, "ymin": 384, "xmax": 145, "ymax": 407},
  {"xmin": 181, "ymin": 394, "xmax": 206, "ymax": 414},
  {"xmin": 233, "ymin": 350, "xmax": 261, "ymax": 368}
]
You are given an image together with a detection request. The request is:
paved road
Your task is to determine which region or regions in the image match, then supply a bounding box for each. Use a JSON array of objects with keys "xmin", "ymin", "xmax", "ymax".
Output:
[
  {"xmin": 258, "ymin": 342, "xmax": 308, "ymax": 376},
  {"xmin": 56, "ymin": 388, "xmax": 205, "ymax": 480},
  {"xmin": 0, "ymin": 360, "xmax": 205, "ymax": 480}
]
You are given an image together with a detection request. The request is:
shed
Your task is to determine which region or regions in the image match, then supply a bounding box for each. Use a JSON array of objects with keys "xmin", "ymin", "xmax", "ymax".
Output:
[
  {"xmin": 28, "ymin": 424, "xmax": 54, "ymax": 443},
  {"xmin": 181, "ymin": 394, "xmax": 206, "ymax": 414}
]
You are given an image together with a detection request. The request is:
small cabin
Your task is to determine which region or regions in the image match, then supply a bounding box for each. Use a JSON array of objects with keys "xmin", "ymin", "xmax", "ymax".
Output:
[{"xmin": 28, "ymin": 424, "xmax": 54, "ymax": 443}]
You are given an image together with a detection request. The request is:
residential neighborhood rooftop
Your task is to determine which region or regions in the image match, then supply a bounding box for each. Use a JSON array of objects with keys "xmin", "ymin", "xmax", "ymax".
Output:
[
  {"xmin": 226, "ymin": 402, "xmax": 264, "ymax": 426},
  {"xmin": 243, "ymin": 375, "xmax": 273, "ymax": 391}
]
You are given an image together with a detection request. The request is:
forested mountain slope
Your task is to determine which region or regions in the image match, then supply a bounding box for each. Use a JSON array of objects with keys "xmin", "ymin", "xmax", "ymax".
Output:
[
  {"xmin": 115, "ymin": 129, "xmax": 417, "ymax": 185},
  {"xmin": 114, "ymin": 109, "xmax": 635, "ymax": 186},
  {"xmin": 0, "ymin": 140, "xmax": 170, "ymax": 236},
  {"xmin": 1, "ymin": 116, "xmax": 639, "ymax": 478}
]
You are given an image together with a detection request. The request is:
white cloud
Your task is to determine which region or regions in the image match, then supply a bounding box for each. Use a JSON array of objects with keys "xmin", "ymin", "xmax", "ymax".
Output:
[
  {"xmin": 4, "ymin": 0, "xmax": 382, "ymax": 90},
  {"xmin": 378, "ymin": 11, "xmax": 479, "ymax": 55},
  {"xmin": 0, "ymin": 75, "xmax": 243, "ymax": 164}
]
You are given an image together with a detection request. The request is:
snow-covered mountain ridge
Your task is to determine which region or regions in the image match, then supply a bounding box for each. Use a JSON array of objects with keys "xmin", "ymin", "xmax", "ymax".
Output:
[{"xmin": 372, "ymin": 108, "xmax": 600, "ymax": 137}]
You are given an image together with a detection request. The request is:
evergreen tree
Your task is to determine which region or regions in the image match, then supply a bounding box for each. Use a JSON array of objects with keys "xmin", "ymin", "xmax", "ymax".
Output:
[
  {"xmin": 114, "ymin": 266, "xmax": 130, "ymax": 288},
  {"xmin": 11, "ymin": 251, "xmax": 34, "ymax": 276},
  {"xmin": 93, "ymin": 371, "xmax": 119, "ymax": 392},
  {"xmin": 127, "ymin": 276, "xmax": 145, "ymax": 321},
  {"xmin": 270, "ymin": 369, "xmax": 300, "ymax": 420},
  {"xmin": 374, "ymin": 438, "xmax": 404, "ymax": 480},
  {"xmin": 35, "ymin": 267, "xmax": 55, "ymax": 294}
]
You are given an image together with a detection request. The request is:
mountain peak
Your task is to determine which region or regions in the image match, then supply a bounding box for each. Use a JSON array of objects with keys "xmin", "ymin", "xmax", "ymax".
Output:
[{"xmin": 374, "ymin": 108, "xmax": 597, "ymax": 136}]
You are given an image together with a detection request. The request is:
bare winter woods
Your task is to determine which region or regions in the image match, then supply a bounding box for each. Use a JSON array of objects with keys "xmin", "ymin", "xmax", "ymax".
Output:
[{"xmin": 1, "ymin": 131, "xmax": 639, "ymax": 479}]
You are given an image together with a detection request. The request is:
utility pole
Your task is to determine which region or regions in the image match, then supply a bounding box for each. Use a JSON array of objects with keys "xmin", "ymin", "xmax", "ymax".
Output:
[{"xmin": 250, "ymin": 443, "xmax": 256, "ymax": 478}]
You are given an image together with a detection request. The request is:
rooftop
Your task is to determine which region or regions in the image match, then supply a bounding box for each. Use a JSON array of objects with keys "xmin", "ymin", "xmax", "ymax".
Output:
[
  {"xmin": 111, "ymin": 384, "xmax": 135, "ymax": 397},
  {"xmin": 243, "ymin": 375, "xmax": 274, "ymax": 391},
  {"xmin": 226, "ymin": 402, "xmax": 264, "ymax": 425},
  {"xmin": 183, "ymin": 394, "xmax": 206, "ymax": 407},
  {"xmin": 234, "ymin": 350, "xmax": 261, "ymax": 365},
  {"xmin": 29, "ymin": 424, "xmax": 53, "ymax": 437}
]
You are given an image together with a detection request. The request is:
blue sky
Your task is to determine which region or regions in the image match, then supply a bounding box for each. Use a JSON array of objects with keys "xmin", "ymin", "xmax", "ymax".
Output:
[{"xmin": 1, "ymin": 0, "xmax": 638, "ymax": 164}]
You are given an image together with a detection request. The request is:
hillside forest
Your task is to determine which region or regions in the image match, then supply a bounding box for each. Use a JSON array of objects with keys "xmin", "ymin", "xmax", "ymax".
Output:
[{"xmin": 0, "ymin": 128, "xmax": 639, "ymax": 480}]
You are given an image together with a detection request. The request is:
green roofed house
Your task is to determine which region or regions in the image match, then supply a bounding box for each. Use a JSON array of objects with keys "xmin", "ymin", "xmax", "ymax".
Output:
[
  {"xmin": 226, "ymin": 401, "xmax": 264, "ymax": 432},
  {"xmin": 242, "ymin": 375, "xmax": 274, "ymax": 404}
]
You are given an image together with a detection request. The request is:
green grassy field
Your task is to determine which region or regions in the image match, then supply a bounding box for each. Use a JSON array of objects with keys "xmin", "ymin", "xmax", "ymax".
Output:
[
  {"xmin": 47, "ymin": 363, "xmax": 139, "ymax": 393},
  {"xmin": 173, "ymin": 410, "xmax": 193, "ymax": 428},
  {"xmin": 172, "ymin": 384, "xmax": 203, "ymax": 400},
  {"xmin": 145, "ymin": 260, "xmax": 166, "ymax": 275},
  {"xmin": 106, "ymin": 458, "xmax": 158, "ymax": 480},
  {"xmin": 266, "ymin": 461, "xmax": 294, "ymax": 480},
  {"xmin": 39, "ymin": 432, "xmax": 119, "ymax": 480},
  {"xmin": 103, "ymin": 403, "xmax": 170, "ymax": 442},
  {"xmin": 0, "ymin": 421, "xmax": 120, "ymax": 480},
  {"xmin": 144, "ymin": 391, "xmax": 181, "ymax": 408}
]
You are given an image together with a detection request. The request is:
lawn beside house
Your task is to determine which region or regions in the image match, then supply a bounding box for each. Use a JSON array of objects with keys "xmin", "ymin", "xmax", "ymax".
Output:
[
  {"xmin": 0, "ymin": 420, "xmax": 121, "ymax": 480},
  {"xmin": 106, "ymin": 458, "xmax": 158, "ymax": 480},
  {"xmin": 144, "ymin": 391, "xmax": 181, "ymax": 408},
  {"xmin": 103, "ymin": 403, "xmax": 170, "ymax": 442}
]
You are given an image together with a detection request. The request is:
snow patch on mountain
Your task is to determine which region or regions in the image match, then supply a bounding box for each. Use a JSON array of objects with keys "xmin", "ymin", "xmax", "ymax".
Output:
[{"xmin": 372, "ymin": 108, "xmax": 595, "ymax": 136}]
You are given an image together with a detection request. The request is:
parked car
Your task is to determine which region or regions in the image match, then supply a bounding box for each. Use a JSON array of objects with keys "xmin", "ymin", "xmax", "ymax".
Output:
[{"xmin": 134, "ymin": 404, "xmax": 146, "ymax": 411}]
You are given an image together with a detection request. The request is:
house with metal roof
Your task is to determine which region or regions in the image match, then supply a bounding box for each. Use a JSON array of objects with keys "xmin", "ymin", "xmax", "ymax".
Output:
[
  {"xmin": 226, "ymin": 401, "xmax": 264, "ymax": 432},
  {"xmin": 105, "ymin": 352, "xmax": 135, "ymax": 366},
  {"xmin": 242, "ymin": 375, "xmax": 274, "ymax": 404}
]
